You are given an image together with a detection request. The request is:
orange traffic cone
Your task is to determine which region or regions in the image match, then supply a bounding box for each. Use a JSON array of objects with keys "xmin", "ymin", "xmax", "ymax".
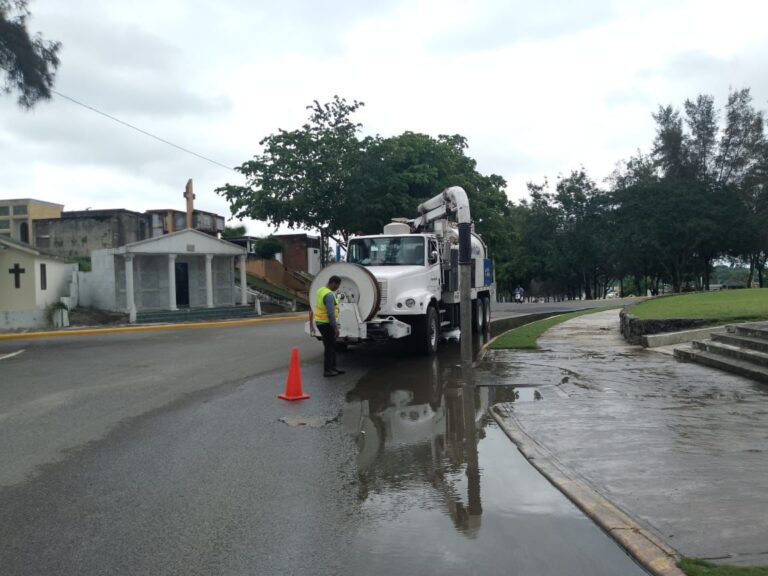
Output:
[{"xmin": 278, "ymin": 347, "xmax": 310, "ymax": 401}]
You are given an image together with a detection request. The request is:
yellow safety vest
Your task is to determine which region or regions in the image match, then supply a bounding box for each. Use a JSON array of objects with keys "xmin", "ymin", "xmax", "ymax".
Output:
[{"xmin": 314, "ymin": 286, "xmax": 339, "ymax": 324}]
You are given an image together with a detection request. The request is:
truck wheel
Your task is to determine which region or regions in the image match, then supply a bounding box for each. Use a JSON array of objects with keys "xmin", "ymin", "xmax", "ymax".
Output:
[
  {"xmin": 413, "ymin": 306, "xmax": 439, "ymax": 355},
  {"xmin": 482, "ymin": 294, "xmax": 491, "ymax": 329},
  {"xmin": 473, "ymin": 298, "xmax": 484, "ymax": 333}
]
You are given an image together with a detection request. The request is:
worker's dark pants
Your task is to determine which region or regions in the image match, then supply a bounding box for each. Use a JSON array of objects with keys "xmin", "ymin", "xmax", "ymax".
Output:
[{"xmin": 317, "ymin": 323, "xmax": 337, "ymax": 373}]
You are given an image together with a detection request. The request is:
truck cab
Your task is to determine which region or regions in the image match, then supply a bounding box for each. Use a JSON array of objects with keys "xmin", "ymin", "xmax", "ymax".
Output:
[{"xmin": 347, "ymin": 234, "xmax": 442, "ymax": 317}]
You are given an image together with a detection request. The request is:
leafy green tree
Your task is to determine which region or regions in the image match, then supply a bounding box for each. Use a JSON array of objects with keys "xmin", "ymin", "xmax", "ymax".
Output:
[
  {"xmin": 652, "ymin": 105, "xmax": 687, "ymax": 179},
  {"xmin": 217, "ymin": 96, "xmax": 366, "ymax": 248},
  {"xmin": 0, "ymin": 0, "xmax": 60, "ymax": 108},
  {"xmin": 218, "ymin": 100, "xmax": 516, "ymax": 286},
  {"xmin": 253, "ymin": 236, "xmax": 283, "ymax": 260},
  {"xmin": 684, "ymin": 94, "xmax": 718, "ymax": 179},
  {"xmin": 715, "ymin": 89, "xmax": 768, "ymax": 286},
  {"xmin": 221, "ymin": 225, "xmax": 247, "ymax": 238},
  {"xmin": 716, "ymin": 88, "xmax": 765, "ymax": 187}
]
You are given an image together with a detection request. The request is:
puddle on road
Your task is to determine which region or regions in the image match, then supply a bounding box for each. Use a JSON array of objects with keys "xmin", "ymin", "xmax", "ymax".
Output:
[
  {"xmin": 336, "ymin": 341, "xmax": 646, "ymax": 575},
  {"xmin": 479, "ymin": 385, "xmax": 544, "ymax": 403}
]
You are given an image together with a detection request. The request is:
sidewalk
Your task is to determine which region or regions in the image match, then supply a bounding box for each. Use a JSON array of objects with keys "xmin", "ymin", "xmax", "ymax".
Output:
[
  {"xmin": 481, "ymin": 310, "xmax": 768, "ymax": 567},
  {"xmin": 0, "ymin": 312, "xmax": 306, "ymax": 341}
]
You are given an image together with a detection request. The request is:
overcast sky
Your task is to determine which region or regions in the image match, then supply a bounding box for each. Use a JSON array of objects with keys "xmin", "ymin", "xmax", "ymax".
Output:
[{"xmin": 2, "ymin": 0, "xmax": 767, "ymax": 235}]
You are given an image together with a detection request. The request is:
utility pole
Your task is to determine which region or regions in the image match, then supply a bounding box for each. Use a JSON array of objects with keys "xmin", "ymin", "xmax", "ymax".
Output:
[
  {"xmin": 459, "ymin": 220, "xmax": 473, "ymax": 366},
  {"xmin": 415, "ymin": 186, "xmax": 474, "ymax": 368}
]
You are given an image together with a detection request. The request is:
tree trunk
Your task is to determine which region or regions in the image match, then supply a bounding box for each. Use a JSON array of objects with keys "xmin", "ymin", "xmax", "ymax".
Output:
[
  {"xmin": 703, "ymin": 258, "xmax": 711, "ymax": 291},
  {"xmin": 320, "ymin": 229, "xmax": 328, "ymax": 267},
  {"xmin": 581, "ymin": 273, "xmax": 591, "ymax": 300}
]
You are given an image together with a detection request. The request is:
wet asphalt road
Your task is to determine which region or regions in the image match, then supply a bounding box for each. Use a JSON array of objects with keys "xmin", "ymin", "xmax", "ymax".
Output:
[{"xmin": 0, "ymin": 302, "xmax": 647, "ymax": 575}]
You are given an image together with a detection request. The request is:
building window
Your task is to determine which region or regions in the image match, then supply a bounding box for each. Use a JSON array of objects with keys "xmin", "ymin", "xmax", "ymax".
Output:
[
  {"xmin": 13, "ymin": 205, "xmax": 28, "ymax": 215},
  {"xmin": 0, "ymin": 218, "xmax": 9, "ymax": 230},
  {"xmin": 40, "ymin": 263, "xmax": 47, "ymax": 290},
  {"xmin": 0, "ymin": 206, "xmax": 9, "ymax": 216},
  {"xmin": 19, "ymin": 221, "xmax": 29, "ymax": 244}
]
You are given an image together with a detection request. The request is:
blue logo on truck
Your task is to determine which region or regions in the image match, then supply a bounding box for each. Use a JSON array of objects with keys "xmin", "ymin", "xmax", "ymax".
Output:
[{"xmin": 483, "ymin": 259, "xmax": 493, "ymax": 285}]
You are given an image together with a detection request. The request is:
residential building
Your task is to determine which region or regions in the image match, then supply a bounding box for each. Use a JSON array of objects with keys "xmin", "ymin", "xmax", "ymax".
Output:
[
  {"xmin": 30, "ymin": 207, "xmax": 226, "ymax": 259},
  {"xmin": 275, "ymin": 233, "xmax": 322, "ymax": 276},
  {"xmin": 0, "ymin": 236, "xmax": 77, "ymax": 330},
  {"xmin": 145, "ymin": 209, "xmax": 225, "ymax": 238},
  {"xmin": 34, "ymin": 209, "xmax": 151, "ymax": 259},
  {"xmin": 0, "ymin": 198, "xmax": 63, "ymax": 244}
]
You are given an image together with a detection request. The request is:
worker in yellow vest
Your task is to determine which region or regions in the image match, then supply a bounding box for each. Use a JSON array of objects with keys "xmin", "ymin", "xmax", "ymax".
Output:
[{"xmin": 311, "ymin": 275, "xmax": 344, "ymax": 377}]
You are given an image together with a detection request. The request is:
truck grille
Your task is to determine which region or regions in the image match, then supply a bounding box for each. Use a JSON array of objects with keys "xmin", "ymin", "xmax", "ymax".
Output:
[{"xmin": 378, "ymin": 280, "xmax": 387, "ymax": 306}]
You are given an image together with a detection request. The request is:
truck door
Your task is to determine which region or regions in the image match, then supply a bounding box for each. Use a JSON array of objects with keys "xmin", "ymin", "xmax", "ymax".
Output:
[{"xmin": 428, "ymin": 239, "xmax": 441, "ymax": 298}]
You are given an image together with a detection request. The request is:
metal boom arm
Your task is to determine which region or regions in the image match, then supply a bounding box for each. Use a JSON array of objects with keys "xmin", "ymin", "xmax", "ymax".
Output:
[
  {"xmin": 411, "ymin": 186, "xmax": 471, "ymax": 230},
  {"xmin": 412, "ymin": 186, "xmax": 474, "ymax": 367}
]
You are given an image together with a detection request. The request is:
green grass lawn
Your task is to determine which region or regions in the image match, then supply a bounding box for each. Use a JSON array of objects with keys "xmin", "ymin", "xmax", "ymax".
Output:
[
  {"xmin": 679, "ymin": 557, "xmax": 768, "ymax": 576},
  {"xmin": 631, "ymin": 288, "xmax": 768, "ymax": 322},
  {"xmin": 488, "ymin": 307, "xmax": 617, "ymax": 350}
]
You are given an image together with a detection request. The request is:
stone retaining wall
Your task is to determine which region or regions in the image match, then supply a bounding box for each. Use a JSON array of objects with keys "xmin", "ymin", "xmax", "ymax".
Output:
[{"xmin": 619, "ymin": 309, "xmax": 712, "ymax": 345}]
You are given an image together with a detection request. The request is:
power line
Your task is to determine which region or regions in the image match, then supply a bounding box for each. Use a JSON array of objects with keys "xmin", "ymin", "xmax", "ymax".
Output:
[{"xmin": 50, "ymin": 89, "xmax": 236, "ymax": 172}]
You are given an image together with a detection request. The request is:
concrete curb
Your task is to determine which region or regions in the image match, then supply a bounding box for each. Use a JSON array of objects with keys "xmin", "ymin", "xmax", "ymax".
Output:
[
  {"xmin": 0, "ymin": 314, "xmax": 306, "ymax": 342},
  {"xmin": 642, "ymin": 325, "xmax": 726, "ymax": 348},
  {"xmin": 489, "ymin": 404, "xmax": 685, "ymax": 576}
]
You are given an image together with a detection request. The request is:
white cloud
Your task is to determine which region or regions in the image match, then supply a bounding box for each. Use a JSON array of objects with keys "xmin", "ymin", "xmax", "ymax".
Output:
[{"xmin": 3, "ymin": 0, "xmax": 768, "ymax": 233}]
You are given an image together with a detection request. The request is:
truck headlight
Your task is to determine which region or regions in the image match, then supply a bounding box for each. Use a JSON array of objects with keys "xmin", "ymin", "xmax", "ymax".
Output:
[{"xmin": 405, "ymin": 298, "xmax": 416, "ymax": 308}]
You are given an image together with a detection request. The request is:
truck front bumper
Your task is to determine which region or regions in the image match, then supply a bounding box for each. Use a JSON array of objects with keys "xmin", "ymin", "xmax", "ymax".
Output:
[{"xmin": 304, "ymin": 315, "xmax": 411, "ymax": 342}]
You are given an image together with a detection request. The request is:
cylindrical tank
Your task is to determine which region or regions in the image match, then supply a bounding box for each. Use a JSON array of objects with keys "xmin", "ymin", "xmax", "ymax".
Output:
[
  {"xmin": 470, "ymin": 232, "xmax": 487, "ymax": 260},
  {"xmin": 438, "ymin": 221, "xmax": 487, "ymax": 260}
]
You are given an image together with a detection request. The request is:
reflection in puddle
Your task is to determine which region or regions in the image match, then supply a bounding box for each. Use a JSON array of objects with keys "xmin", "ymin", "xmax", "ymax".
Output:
[
  {"xmin": 342, "ymin": 343, "xmax": 541, "ymax": 539},
  {"xmin": 337, "ymin": 340, "xmax": 650, "ymax": 576},
  {"xmin": 483, "ymin": 386, "xmax": 543, "ymax": 403}
]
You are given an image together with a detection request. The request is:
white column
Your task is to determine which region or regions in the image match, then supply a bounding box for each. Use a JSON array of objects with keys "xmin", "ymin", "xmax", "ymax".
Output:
[
  {"xmin": 205, "ymin": 254, "xmax": 214, "ymax": 308},
  {"xmin": 125, "ymin": 254, "xmax": 136, "ymax": 323},
  {"xmin": 168, "ymin": 254, "xmax": 177, "ymax": 311},
  {"xmin": 239, "ymin": 254, "xmax": 248, "ymax": 306}
]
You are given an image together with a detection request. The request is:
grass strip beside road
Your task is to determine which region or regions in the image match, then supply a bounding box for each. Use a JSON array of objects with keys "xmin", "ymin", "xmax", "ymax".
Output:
[
  {"xmin": 489, "ymin": 307, "xmax": 616, "ymax": 350},
  {"xmin": 631, "ymin": 288, "xmax": 768, "ymax": 321},
  {"xmin": 679, "ymin": 558, "xmax": 768, "ymax": 576}
]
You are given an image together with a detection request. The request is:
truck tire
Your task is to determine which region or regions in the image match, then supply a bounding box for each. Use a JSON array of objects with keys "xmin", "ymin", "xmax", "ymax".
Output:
[
  {"xmin": 482, "ymin": 294, "xmax": 491, "ymax": 329},
  {"xmin": 413, "ymin": 306, "xmax": 439, "ymax": 356},
  {"xmin": 473, "ymin": 298, "xmax": 484, "ymax": 333}
]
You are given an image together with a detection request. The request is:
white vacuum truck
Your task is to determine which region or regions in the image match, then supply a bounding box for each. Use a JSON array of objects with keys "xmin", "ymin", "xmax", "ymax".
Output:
[{"xmin": 307, "ymin": 186, "xmax": 495, "ymax": 354}]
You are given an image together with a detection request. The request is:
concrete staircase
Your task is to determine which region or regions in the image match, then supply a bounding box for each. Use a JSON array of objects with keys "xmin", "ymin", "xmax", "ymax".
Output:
[
  {"xmin": 135, "ymin": 305, "xmax": 260, "ymax": 324},
  {"xmin": 674, "ymin": 321, "xmax": 768, "ymax": 384}
]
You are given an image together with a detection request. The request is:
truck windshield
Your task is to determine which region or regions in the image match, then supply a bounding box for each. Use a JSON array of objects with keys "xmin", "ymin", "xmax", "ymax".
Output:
[{"xmin": 347, "ymin": 237, "xmax": 425, "ymax": 266}]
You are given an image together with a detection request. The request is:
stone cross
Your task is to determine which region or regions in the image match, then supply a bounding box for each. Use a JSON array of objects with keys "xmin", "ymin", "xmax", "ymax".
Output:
[
  {"xmin": 184, "ymin": 179, "xmax": 195, "ymax": 230},
  {"xmin": 8, "ymin": 263, "xmax": 25, "ymax": 289}
]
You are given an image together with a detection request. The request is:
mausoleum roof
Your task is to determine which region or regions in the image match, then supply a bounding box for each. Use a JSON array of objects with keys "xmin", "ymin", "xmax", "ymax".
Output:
[{"xmin": 115, "ymin": 228, "xmax": 246, "ymax": 256}]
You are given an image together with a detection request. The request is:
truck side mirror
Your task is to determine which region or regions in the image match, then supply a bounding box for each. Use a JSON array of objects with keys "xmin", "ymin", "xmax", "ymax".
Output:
[{"xmin": 429, "ymin": 250, "xmax": 439, "ymax": 265}]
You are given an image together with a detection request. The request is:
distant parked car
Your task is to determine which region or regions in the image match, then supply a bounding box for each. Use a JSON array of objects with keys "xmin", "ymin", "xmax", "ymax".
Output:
[{"xmin": 606, "ymin": 291, "xmax": 619, "ymax": 298}]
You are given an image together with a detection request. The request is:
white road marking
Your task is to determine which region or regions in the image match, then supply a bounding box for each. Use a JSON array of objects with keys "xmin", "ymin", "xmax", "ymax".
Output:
[{"xmin": 0, "ymin": 349, "xmax": 25, "ymax": 361}]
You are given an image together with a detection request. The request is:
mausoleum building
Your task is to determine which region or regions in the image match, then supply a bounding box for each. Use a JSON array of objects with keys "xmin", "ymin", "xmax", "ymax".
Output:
[{"xmin": 78, "ymin": 229, "xmax": 248, "ymax": 322}]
